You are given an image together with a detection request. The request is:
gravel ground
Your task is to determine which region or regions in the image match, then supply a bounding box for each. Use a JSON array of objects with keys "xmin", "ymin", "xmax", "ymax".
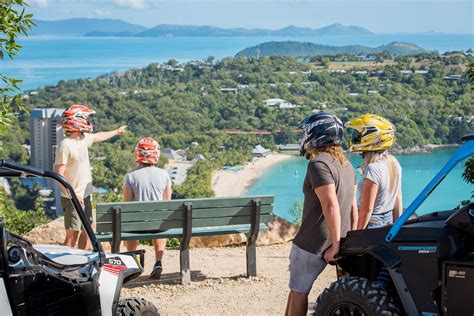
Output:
[{"xmin": 121, "ymin": 242, "xmax": 336, "ymax": 315}]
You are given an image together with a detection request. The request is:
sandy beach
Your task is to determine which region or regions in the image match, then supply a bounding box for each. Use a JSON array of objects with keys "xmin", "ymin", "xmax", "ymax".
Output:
[{"xmin": 212, "ymin": 153, "xmax": 293, "ymax": 197}]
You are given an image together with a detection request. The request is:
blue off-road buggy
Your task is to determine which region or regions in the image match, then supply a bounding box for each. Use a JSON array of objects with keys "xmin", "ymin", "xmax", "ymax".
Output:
[{"xmin": 315, "ymin": 132, "xmax": 474, "ymax": 316}]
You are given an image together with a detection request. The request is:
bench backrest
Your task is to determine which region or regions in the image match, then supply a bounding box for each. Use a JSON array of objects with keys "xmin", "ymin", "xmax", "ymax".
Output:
[{"xmin": 96, "ymin": 195, "xmax": 274, "ymax": 234}]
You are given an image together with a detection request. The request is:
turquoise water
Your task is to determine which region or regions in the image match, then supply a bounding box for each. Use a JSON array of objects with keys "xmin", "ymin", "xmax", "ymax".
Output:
[
  {"xmin": 3, "ymin": 34, "xmax": 473, "ymax": 90},
  {"xmin": 245, "ymin": 148, "xmax": 473, "ymax": 222}
]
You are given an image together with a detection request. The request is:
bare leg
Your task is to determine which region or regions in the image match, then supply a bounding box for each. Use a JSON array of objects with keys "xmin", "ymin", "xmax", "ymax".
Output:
[
  {"xmin": 153, "ymin": 239, "xmax": 167, "ymax": 262},
  {"xmin": 77, "ymin": 229, "xmax": 89, "ymax": 250},
  {"xmin": 125, "ymin": 240, "xmax": 139, "ymax": 251},
  {"xmin": 285, "ymin": 290, "xmax": 309, "ymax": 316},
  {"xmin": 63, "ymin": 230, "xmax": 79, "ymax": 248},
  {"xmin": 285, "ymin": 292, "xmax": 291, "ymax": 316}
]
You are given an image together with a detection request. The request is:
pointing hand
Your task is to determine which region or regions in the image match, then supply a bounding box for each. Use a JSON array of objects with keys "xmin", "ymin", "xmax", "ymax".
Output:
[{"xmin": 116, "ymin": 125, "xmax": 128, "ymax": 135}]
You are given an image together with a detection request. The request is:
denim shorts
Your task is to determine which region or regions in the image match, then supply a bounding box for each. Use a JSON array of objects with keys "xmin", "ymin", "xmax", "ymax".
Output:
[
  {"xmin": 367, "ymin": 210, "xmax": 393, "ymax": 229},
  {"xmin": 288, "ymin": 243, "xmax": 327, "ymax": 293}
]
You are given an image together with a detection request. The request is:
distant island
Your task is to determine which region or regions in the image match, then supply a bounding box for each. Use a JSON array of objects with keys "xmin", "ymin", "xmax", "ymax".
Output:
[
  {"xmin": 236, "ymin": 41, "xmax": 427, "ymax": 57},
  {"xmin": 30, "ymin": 18, "xmax": 146, "ymax": 36},
  {"xmin": 30, "ymin": 19, "xmax": 372, "ymax": 37}
]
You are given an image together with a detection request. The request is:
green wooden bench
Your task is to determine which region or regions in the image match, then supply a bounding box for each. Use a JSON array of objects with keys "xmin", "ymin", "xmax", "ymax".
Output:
[{"xmin": 95, "ymin": 195, "xmax": 274, "ymax": 284}]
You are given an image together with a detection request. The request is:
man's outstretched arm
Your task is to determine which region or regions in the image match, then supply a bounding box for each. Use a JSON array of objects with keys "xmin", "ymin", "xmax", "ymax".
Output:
[{"xmin": 93, "ymin": 125, "xmax": 127, "ymax": 143}]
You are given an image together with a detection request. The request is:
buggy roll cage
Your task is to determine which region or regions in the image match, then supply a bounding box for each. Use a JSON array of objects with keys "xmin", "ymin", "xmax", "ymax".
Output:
[
  {"xmin": 0, "ymin": 159, "xmax": 105, "ymax": 261},
  {"xmin": 385, "ymin": 131, "xmax": 474, "ymax": 242}
]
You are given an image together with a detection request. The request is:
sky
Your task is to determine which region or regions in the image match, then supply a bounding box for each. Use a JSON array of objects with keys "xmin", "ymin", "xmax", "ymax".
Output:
[{"xmin": 29, "ymin": 0, "xmax": 473, "ymax": 34}]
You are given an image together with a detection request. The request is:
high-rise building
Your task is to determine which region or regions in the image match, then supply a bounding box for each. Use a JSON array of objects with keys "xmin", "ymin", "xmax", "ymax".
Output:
[{"xmin": 30, "ymin": 108, "xmax": 65, "ymax": 214}]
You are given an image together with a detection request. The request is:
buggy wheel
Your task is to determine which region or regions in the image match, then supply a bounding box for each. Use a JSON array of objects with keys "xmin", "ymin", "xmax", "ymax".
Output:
[
  {"xmin": 116, "ymin": 297, "xmax": 159, "ymax": 316},
  {"xmin": 314, "ymin": 277, "xmax": 402, "ymax": 316}
]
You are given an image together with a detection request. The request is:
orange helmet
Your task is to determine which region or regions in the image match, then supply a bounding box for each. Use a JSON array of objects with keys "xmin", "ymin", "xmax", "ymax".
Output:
[
  {"xmin": 62, "ymin": 104, "xmax": 96, "ymax": 132},
  {"xmin": 135, "ymin": 137, "xmax": 160, "ymax": 164}
]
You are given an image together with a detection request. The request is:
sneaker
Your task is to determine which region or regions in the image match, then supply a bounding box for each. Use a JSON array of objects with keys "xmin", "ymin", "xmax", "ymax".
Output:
[{"xmin": 150, "ymin": 260, "xmax": 163, "ymax": 279}]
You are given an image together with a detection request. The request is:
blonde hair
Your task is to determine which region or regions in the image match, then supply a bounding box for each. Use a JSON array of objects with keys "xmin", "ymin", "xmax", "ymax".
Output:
[
  {"xmin": 306, "ymin": 145, "xmax": 349, "ymax": 167},
  {"xmin": 361, "ymin": 151, "xmax": 398, "ymax": 194}
]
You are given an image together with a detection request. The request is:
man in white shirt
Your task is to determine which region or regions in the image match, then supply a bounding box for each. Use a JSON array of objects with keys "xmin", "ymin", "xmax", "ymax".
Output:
[{"xmin": 55, "ymin": 104, "xmax": 127, "ymax": 249}]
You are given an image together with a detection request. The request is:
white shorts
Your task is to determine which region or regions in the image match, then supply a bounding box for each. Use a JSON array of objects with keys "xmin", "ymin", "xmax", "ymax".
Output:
[{"xmin": 288, "ymin": 243, "xmax": 327, "ymax": 293}]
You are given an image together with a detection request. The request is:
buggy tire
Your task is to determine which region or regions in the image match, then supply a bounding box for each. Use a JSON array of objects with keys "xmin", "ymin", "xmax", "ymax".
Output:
[
  {"xmin": 314, "ymin": 277, "xmax": 402, "ymax": 316},
  {"xmin": 116, "ymin": 297, "xmax": 159, "ymax": 316}
]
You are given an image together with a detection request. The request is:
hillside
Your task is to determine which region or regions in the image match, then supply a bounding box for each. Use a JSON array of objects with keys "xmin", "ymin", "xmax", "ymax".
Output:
[
  {"xmin": 30, "ymin": 18, "xmax": 147, "ymax": 36},
  {"xmin": 3, "ymin": 54, "xmax": 471, "ymax": 196},
  {"xmin": 136, "ymin": 23, "xmax": 372, "ymax": 37},
  {"xmin": 30, "ymin": 19, "xmax": 372, "ymax": 37},
  {"xmin": 236, "ymin": 41, "xmax": 426, "ymax": 57}
]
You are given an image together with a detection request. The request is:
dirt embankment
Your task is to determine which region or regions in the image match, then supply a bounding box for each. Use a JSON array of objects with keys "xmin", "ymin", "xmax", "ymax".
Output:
[{"xmin": 26, "ymin": 217, "xmax": 337, "ymax": 315}]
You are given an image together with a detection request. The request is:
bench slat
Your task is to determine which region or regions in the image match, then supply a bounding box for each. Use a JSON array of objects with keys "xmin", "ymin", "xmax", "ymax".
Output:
[
  {"xmin": 95, "ymin": 223, "xmax": 270, "ymax": 241},
  {"xmin": 96, "ymin": 205, "xmax": 273, "ymax": 224},
  {"xmin": 96, "ymin": 195, "xmax": 274, "ymax": 215},
  {"xmin": 96, "ymin": 214, "xmax": 273, "ymax": 233}
]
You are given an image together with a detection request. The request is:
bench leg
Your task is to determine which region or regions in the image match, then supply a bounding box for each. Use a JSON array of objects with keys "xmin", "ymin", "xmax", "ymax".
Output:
[
  {"xmin": 180, "ymin": 248, "xmax": 191, "ymax": 285},
  {"xmin": 111, "ymin": 206, "xmax": 122, "ymax": 253},
  {"xmin": 246, "ymin": 242, "xmax": 257, "ymax": 277},
  {"xmin": 246, "ymin": 199, "xmax": 261, "ymax": 277},
  {"xmin": 180, "ymin": 202, "xmax": 193, "ymax": 285}
]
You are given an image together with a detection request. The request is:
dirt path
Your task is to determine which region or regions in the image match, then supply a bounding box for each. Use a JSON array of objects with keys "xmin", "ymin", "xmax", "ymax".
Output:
[{"xmin": 121, "ymin": 242, "xmax": 336, "ymax": 315}]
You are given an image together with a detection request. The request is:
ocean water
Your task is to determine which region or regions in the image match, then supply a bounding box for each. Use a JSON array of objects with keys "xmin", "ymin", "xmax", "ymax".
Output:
[
  {"xmin": 245, "ymin": 148, "xmax": 473, "ymax": 222},
  {"xmin": 3, "ymin": 35, "xmax": 472, "ymax": 219},
  {"xmin": 3, "ymin": 34, "xmax": 473, "ymax": 90}
]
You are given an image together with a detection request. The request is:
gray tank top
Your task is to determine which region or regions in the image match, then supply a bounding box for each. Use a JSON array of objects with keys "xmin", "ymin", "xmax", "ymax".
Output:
[
  {"xmin": 123, "ymin": 166, "xmax": 172, "ymax": 201},
  {"xmin": 357, "ymin": 158, "xmax": 402, "ymax": 214}
]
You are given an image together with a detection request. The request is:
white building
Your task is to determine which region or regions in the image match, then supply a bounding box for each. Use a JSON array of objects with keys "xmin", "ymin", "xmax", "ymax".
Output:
[
  {"xmin": 30, "ymin": 108, "xmax": 65, "ymax": 214},
  {"xmin": 263, "ymin": 98, "xmax": 286, "ymax": 106},
  {"xmin": 252, "ymin": 145, "xmax": 271, "ymax": 157},
  {"xmin": 161, "ymin": 148, "xmax": 186, "ymax": 161},
  {"xmin": 30, "ymin": 108, "xmax": 65, "ymax": 172},
  {"xmin": 263, "ymin": 98, "xmax": 296, "ymax": 109},
  {"xmin": 167, "ymin": 166, "xmax": 188, "ymax": 185}
]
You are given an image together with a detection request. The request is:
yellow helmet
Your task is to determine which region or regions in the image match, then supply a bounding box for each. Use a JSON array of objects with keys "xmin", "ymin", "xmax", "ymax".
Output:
[{"xmin": 345, "ymin": 114, "xmax": 395, "ymax": 152}]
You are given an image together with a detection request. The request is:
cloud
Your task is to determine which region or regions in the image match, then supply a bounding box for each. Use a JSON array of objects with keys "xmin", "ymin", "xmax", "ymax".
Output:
[
  {"xmin": 114, "ymin": 0, "xmax": 147, "ymax": 9},
  {"xmin": 92, "ymin": 9, "xmax": 113, "ymax": 17},
  {"xmin": 31, "ymin": 0, "xmax": 49, "ymax": 8}
]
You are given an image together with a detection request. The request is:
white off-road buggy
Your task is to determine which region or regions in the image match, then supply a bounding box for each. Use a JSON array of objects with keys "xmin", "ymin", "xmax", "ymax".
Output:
[{"xmin": 0, "ymin": 160, "xmax": 158, "ymax": 315}]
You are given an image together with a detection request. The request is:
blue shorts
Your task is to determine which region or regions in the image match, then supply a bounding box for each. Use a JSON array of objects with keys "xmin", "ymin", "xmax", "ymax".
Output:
[
  {"xmin": 288, "ymin": 243, "xmax": 327, "ymax": 293},
  {"xmin": 367, "ymin": 210, "xmax": 393, "ymax": 229}
]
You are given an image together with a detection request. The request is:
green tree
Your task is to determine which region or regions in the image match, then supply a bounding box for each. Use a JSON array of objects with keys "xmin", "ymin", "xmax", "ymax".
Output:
[
  {"xmin": 463, "ymin": 62, "xmax": 474, "ymax": 184},
  {"xmin": 0, "ymin": 0, "xmax": 35, "ymax": 131}
]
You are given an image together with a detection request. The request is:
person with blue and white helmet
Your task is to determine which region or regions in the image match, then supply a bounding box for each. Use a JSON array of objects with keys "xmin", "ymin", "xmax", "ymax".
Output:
[{"xmin": 285, "ymin": 112, "xmax": 358, "ymax": 316}]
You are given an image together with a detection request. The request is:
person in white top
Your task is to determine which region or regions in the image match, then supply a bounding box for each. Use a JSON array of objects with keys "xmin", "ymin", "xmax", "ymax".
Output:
[
  {"xmin": 123, "ymin": 137, "xmax": 172, "ymax": 279},
  {"xmin": 345, "ymin": 114, "xmax": 403, "ymax": 230},
  {"xmin": 54, "ymin": 104, "xmax": 127, "ymax": 249}
]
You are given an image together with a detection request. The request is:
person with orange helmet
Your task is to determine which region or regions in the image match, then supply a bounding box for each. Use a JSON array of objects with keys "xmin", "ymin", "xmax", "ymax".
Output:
[
  {"xmin": 54, "ymin": 104, "xmax": 127, "ymax": 249},
  {"xmin": 123, "ymin": 137, "xmax": 172, "ymax": 279}
]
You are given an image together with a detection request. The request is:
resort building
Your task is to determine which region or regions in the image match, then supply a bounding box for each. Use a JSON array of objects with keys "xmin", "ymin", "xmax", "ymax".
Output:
[
  {"xmin": 277, "ymin": 144, "xmax": 299, "ymax": 152},
  {"xmin": 30, "ymin": 108, "xmax": 65, "ymax": 215},
  {"xmin": 252, "ymin": 145, "xmax": 271, "ymax": 158},
  {"xmin": 220, "ymin": 87, "xmax": 238, "ymax": 94},
  {"xmin": 161, "ymin": 148, "xmax": 187, "ymax": 161},
  {"xmin": 167, "ymin": 166, "xmax": 188, "ymax": 185},
  {"xmin": 190, "ymin": 154, "xmax": 206, "ymax": 164},
  {"xmin": 262, "ymin": 98, "xmax": 297, "ymax": 109}
]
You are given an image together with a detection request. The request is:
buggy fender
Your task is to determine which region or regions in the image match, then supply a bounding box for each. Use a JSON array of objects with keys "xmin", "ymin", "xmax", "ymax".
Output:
[
  {"xmin": 0, "ymin": 279, "xmax": 13, "ymax": 316},
  {"xmin": 99, "ymin": 254, "xmax": 142, "ymax": 316}
]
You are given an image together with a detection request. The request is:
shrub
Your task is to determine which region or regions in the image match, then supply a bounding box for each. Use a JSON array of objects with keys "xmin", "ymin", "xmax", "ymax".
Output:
[
  {"xmin": 0, "ymin": 188, "xmax": 49, "ymax": 235},
  {"xmin": 289, "ymin": 200, "xmax": 304, "ymax": 225}
]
